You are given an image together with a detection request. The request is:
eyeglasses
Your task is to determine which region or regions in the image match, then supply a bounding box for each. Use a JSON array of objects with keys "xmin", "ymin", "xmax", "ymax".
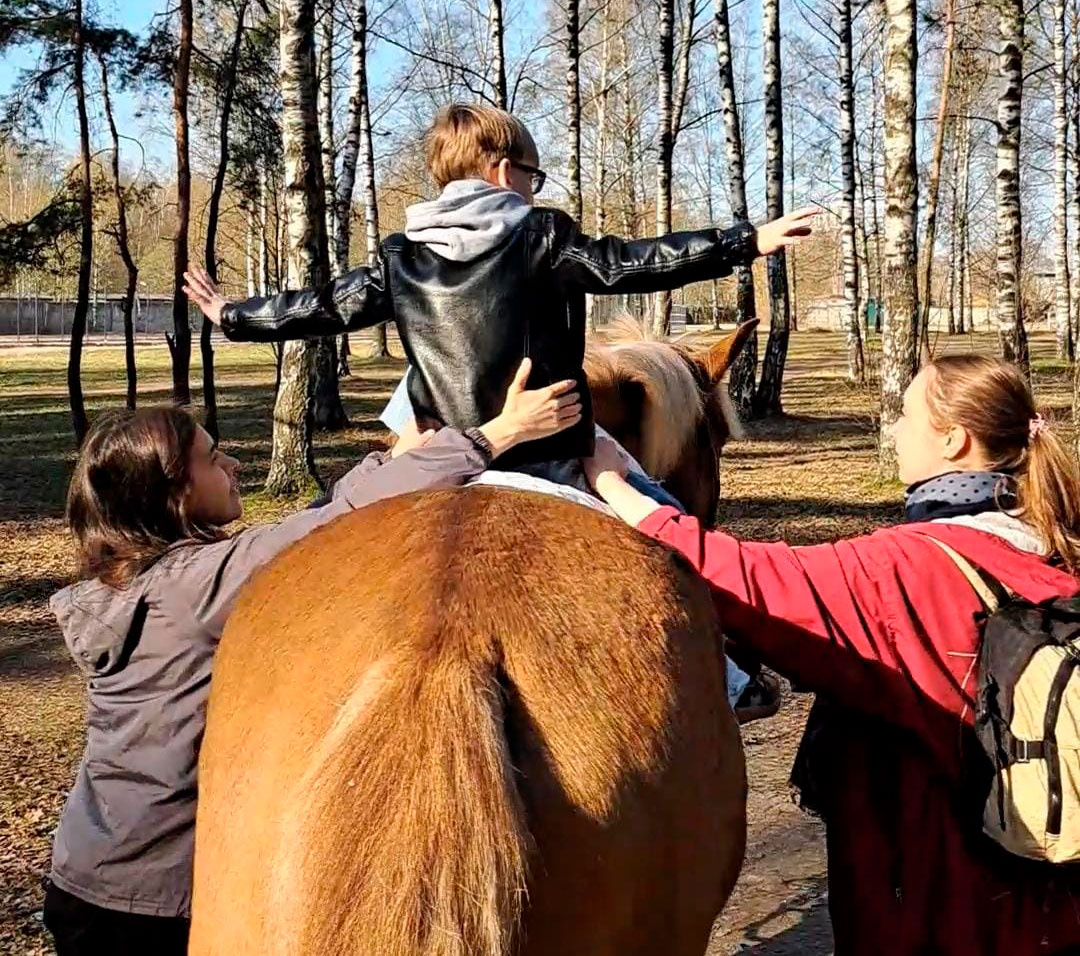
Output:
[{"xmin": 509, "ymin": 160, "xmax": 546, "ymax": 195}]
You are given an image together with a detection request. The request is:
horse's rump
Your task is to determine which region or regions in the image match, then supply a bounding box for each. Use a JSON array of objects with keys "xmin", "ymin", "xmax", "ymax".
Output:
[{"xmin": 190, "ymin": 488, "xmax": 745, "ymax": 956}]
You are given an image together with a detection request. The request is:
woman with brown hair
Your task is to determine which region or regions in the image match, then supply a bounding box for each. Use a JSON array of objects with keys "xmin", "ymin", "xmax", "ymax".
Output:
[
  {"xmin": 42, "ymin": 360, "xmax": 580, "ymax": 955},
  {"xmin": 586, "ymin": 354, "xmax": 1080, "ymax": 955}
]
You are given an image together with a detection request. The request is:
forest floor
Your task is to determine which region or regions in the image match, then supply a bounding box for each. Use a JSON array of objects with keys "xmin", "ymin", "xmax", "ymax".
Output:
[{"xmin": 0, "ymin": 328, "xmax": 1071, "ymax": 954}]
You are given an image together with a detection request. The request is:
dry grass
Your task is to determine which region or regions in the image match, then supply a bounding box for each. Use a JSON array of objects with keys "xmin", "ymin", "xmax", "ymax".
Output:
[{"xmin": 0, "ymin": 329, "xmax": 1071, "ymax": 954}]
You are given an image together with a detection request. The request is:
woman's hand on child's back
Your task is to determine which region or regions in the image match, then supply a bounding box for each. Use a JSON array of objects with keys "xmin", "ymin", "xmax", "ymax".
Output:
[
  {"xmin": 183, "ymin": 265, "xmax": 231, "ymax": 326},
  {"xmin": 479, "ymin": 358, "xmax": 581, "ymax": 457}
]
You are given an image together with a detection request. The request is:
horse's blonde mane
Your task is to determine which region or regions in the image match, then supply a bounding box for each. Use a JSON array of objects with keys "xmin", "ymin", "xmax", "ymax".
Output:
[{"xmin": 587, "ymin": 314, "xmax": 724, "ymax": 478}]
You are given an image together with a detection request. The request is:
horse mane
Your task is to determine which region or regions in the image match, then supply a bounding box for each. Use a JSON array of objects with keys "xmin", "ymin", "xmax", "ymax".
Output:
[{"xmin": 585, "ymin": 314, "xmax": 742, "ymax": 477}]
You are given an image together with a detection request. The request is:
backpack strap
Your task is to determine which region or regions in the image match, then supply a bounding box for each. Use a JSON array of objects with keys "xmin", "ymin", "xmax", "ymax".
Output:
[{"xmin": 920, "ymin": 534, "xmax": 1010, "ymax": 612}]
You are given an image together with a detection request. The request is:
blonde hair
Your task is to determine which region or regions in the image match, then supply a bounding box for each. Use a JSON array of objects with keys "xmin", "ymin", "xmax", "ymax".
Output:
[
  {"xmin": 425, "ymin": 104, "xmax": 537, "ymax": 189},
  {"xmin": 925, "ymin": 354, "xmax": 1080, "ymax": 573}
]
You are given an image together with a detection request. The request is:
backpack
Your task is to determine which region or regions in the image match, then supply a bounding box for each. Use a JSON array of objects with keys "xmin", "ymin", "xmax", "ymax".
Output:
[{"xmin": 925, "ymin": 535, "xmax": 1080, "ymax": 863}]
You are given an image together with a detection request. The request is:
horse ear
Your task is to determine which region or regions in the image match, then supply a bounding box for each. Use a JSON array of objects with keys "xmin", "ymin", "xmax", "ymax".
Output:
[{"xmin": 702, "ymin": 319, "xmax": 760, "ymax": 385}]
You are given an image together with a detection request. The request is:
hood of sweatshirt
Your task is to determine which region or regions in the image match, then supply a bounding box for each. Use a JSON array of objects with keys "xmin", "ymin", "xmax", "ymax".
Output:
[{"xmin": 404, "ymin": 179, "xmax": 531, "ymax": 262}]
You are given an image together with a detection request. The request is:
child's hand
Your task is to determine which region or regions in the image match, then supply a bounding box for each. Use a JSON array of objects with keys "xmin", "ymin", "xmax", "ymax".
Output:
[
  {"xmin": 183, "ymin": 264, "xmax": 231, "ymax": 326},
  {"xmin": 391, "ymin": 418, "xmax": 437, "ymax": 458},
  {"xmin": 755, "ymin": 207, "xmax": 817, "ymax": 256},
  {"xmin": 478, "ymin": 358, "xmax": 582, "ymax": 457}
]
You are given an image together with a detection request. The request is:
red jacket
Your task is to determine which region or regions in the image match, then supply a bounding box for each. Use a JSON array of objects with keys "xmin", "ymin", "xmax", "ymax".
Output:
[{"xmin": 637, "ymin": 507, "xmax": 1080, "ymax": 956}]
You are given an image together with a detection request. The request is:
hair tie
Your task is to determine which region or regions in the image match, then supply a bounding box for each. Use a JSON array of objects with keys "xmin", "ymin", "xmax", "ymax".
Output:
[{"xmin": 1029, "ymin": 414, "xmax": 1048, "ymax": 442}]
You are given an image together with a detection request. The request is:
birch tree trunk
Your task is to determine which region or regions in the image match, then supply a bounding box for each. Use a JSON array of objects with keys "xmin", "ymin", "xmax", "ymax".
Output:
[
  {"xmin": 995, "ymin": 0, "xmax": 1027, "ymax": 376},
  {"xmin": 267, "ymin": 0, "xmax": 333, "ymax": 495},
  {"xmin": 1072, "ymin": 0, "xmax": 1080, "ymax": 348},
  {"xmin": 878, "ymin": 0, "xmax": 919, "ymax": 475},
  {"xmin": 948, "ymin": 129, "xmax": 960, "ymax": 335},
  {"xmin": 259, "ymin": 163, "xmax": 270, "ymax": 294},
  {"xmin": 98, "ymin": 51, "xmax": 138, "ymax": 411},
  {"xmin": 319, "ymin": 0, "xmax": 338, "ymax": 260},
  {"xmin": 1055, "ymin": 0, "xmax": 1073, "ymax": 359},
  {"xmin": 652, "ymin": 0, "xmax": 675, "ymax": 338},
  {"xmin": 915, "ymin": 0, "xmax": 955, "ymax": 351},
  {"xmin": 490, "ymin": 0, "xmax": 507, "ymax": 108},
  {"xmin": 958, "ymin": 111, "xmax": 971, "ymax": 333},
  {"xmin": 840, "ymin": 0, "xmax": 864, "ymax": 382},
  {"xmin": 169, "ymin": 0, "xmax": 193, "ymax": 407},
  {"xmin": 715, "ymin": 0, "xmax": 757, "ymax": 413},
  {"xmin": 869, "ymin": 63, "xmax": 885, "ymax": 330},
  {"xmin": 68, "ymin": 0, "xmax": 92, "ymax": 445},
  {"xmin": 753, "ymin": 0, "xmax": 791, "ymax": 416},
  {"xmin": 567, "ymin": 0, "xmax": 583, "ymax": 224}
]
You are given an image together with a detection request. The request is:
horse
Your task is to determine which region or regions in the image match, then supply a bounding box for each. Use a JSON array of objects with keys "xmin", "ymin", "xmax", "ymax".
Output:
[
  {"xmin": 586, "ymin": 320, "xmax": 758, "ymax": 525},
  {"xmin": 189, "ymin": 324, "xmax": 757, "ymax": 956}
]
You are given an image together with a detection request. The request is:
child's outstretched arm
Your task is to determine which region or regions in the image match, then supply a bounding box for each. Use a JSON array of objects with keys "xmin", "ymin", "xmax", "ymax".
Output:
[
  {"xmin": 184, "ymin": 262, "xmax": 392, "ymax": 342},
  {"xmin": 552, "ymin": 207, "xmax": 816, "ymax": 295}
]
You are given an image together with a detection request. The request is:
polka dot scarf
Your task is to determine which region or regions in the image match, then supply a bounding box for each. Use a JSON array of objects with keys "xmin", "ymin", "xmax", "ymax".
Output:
[{"xmin": 904, "ymin": 470, "xmax": 1018, "ymax": 523}]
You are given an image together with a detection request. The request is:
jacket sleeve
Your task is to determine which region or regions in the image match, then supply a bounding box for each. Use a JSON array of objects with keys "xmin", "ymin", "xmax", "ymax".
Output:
[
  {"xmin": 551, "ymin": 210, "xmax": 758, "ymax": 294},
  {"xmin": 637, "ymin": 507, "xmax": 982, "ymax": 740},
  {"xmin": 169, "ymin": 429, "xmax": 486, "ymax": 637},
  {"xmin": 219, "ymin": 258, "xmax": 391, "ymax": 342}
]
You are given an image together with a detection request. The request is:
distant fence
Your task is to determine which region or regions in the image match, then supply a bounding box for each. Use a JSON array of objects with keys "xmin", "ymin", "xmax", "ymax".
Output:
[{"xmin": 0, "ymin": 296, "xmax": 183, "ymax": 339}]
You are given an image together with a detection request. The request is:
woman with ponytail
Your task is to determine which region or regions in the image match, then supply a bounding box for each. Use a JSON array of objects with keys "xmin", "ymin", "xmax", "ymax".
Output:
[{"xmin": 586, "ymin": 354, "xmax": 1080, "ymax": 956}]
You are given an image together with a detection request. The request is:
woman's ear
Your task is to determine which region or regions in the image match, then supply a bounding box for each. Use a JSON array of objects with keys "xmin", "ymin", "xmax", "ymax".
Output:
[{"xmin": 941, "ymin": 423, "xmax": 972, "ymax": 463}]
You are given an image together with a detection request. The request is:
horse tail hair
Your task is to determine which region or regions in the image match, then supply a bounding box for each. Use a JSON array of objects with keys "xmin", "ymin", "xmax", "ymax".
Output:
[{"xmin": 270, "ymin": 648, "xmax": 529, "ymax": 956}]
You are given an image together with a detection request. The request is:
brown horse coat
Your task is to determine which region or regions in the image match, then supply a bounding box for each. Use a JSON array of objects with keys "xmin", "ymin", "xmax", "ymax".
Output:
[{"xmin": 190, "ymin": 488, "xmax": 745, "ymax": 956}]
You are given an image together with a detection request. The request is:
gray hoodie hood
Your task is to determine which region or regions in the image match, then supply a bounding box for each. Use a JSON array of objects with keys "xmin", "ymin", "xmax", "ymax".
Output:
[
  {"xmin": 404, "ymin": 179, "xmax": 531, "ymax": 262},
  {"xmin": 50, "ymin": 577, "xmax": 148, "ymax": 678}
]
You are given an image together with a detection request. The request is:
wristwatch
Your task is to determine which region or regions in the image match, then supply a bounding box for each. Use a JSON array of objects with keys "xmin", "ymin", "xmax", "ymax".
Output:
[{"xmin": 463, "ymin": 427, "xmax": 495, "ymax": 465}]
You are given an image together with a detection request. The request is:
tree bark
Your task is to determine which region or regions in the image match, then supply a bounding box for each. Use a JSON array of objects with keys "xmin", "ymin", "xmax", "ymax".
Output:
[
  {"xmin": 267, "ymin": 0, "xmax": 333, "ymax": 495},
  {"xmin": 869, "ymin": 62, "xmax": 885, "ymax": 331},
  {"xmin": 202, "ymin": 0, "xmax": 249, "ymax": 442},
  {"xmin": 715, "ymin": 0, "xmax": 757, "ymax": 413},
  {"xmin": 1072, "ymin": 0, "xmax": 1080, "ymax": 349},
  {"xmin": 995, "ymin": 0, "xmax": 1027, "ymax": 377},
  {"xmin": 915, "ymin": 0, "xmax": 955, "ymax": 352},
  {"xmin": 958, "ymin": 110, "xmax": 971, "ymax": 333},
  {"xmin": 753, "ymin": 0, "xmax": 791, "ymax": 417},
  {"xmin": 878, "ymin": 0, "xmax": 919, "ymax": 476},
  {"xmin": 652, "ymin": 0, "xmax": 675, "ymax": 338},
  {"xmin": 170, "ymin": 0, "xmax": 194, "ymax": 407},
  {"xmin": 567, "ymin": 0, "xmax": 583, "ymax": 224},
  {"xmin": 840, "ymin": 0, "xmax": 864, "ymax": 382},
  {"xmin": 1055, "ymin": 0, "xmax": 1073, "ymax": 359},
  {"xmin": 489, "ymin": 0, "xmax": 507, "ymax": 108},
  {"xmin": 98, "ymin": 51, "xmax": 138, "ymax": 411},
  {"xmin": 319, "ymin": 0, "xmax": 338, "ymax": 260},
  {"xmin": 68, "ymin": 0, "xmax": 92, "ymax": 445}
]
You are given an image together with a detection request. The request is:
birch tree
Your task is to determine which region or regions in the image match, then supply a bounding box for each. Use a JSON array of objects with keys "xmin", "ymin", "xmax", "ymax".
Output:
[
  {"xmin": 715, "ymin": 0, "xmax": 757, "ymax": 413},
  {"xmin": 1055, "ymin": 0, "xmax": 1072, "ymax": 359},
  {"xmin": 878, "ymin": 0, "xmax": 918, "ymax": 475},
  {"xmin": 490, "ymin": 0, "xmax": 507, "ymax": 108},
  {"xmin": 567, "ymin": 0, "xmax": 583, "ymax": 223},
  {"xmin": 995, "ymin": 0, "xmax": 1027, "ymax": 376},
  {"xmin": 753, "ymin": 0, "xmax": 792, "ymax": 416},
  {"xmin": 653, "ymin": 0, "xmax": 675, "ymax": 338},
  {"xmin": 266, "ymin": 0, "xmax": 331, "ymax": 495},
  {"xmin": 840, "ymin": 0, "xmax": 864, "ymax": 382}
]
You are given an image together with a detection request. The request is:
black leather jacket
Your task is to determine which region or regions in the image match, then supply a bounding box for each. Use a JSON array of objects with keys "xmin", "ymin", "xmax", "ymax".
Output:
[{"xmin": 220, "ymin": 208, "xmax": 758, "ymax": 465}]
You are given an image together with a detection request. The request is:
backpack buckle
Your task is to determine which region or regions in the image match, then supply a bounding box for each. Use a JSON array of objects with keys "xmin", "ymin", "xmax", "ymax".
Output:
[{"xmin": 1016, "ymin": 739, "xmax": 1032, "ymax": 762}]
